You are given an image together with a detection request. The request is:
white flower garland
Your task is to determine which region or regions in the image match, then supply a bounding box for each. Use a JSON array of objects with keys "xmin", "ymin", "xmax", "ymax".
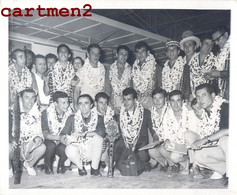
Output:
[
  {"xmin": 162, "ymin": 56, "xmax": 185, "ymax": 92},
  {"xmin": 19, "ymin": 103, "xmax": 43, "ymax": 143},
  {"xmin": 163, "ymin": 103, "xmax": 190, "ymax": 144},
  {"xmin": 46, "ymin": 103, "xmax": 72, "ymax": 135},
  {"xmin": 120, "ymin": 102, "xmax": 144, "ymax": 150},
  {"xmin": 132, "ymin": 53, "xmax": 156, "ymax": 97},
  {"xmin": 190, "ymin": 52, "xmax": 216, "ymax": 93},
  {"xmin": 196, "ymin": 96, "xmax": 226, "ymax": 138},
  {"xmin": 78, "ymin": 58, "xmax": 105, "ymax": 92},
  {"xmin": 103, "ymin": 106, "xmax": 114, "ymax": 129},
  {"xmin": 109, "ymin": 61, "xmax": 132, "ymax": 97},
  {"xmin": 9, "ymin": 63, "xmax": 32, "ymax": 101},
  {"xmin": 215, "ymin": 38, "xmax": 230, "ymax": 71},
  {"xmin": 151, "ymin": 103, "xmax": 168, "ymax": 141},
  {"xmin": 50, "ymin": 61, "xmax": 75, "ymax": 95}
]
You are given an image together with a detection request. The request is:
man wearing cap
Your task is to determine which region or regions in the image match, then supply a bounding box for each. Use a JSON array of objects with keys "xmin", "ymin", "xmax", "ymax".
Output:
[
  {"xmin": 180, "ymin": 31, "xmax": 201, "ymax": 100},
  {"xmin": 162, "ymin": 40, "xmax": 185, "ymax": 93}
]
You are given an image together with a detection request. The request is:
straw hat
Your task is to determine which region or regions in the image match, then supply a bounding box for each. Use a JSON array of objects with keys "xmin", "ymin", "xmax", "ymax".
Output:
[
  {"xmin": 180, "ymin": 30, "xmax": 201, "ymax": 50},
  {"xmin": 165, "ymin": 40, "xmax": 180, "ymax": 49}
]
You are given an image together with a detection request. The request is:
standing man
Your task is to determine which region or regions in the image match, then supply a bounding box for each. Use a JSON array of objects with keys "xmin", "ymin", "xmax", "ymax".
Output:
[
  {"xmin": 162, "ymin": 40, "xmax": 185, "ymax": 93},
  {"xmin": 75, "ymin": 43, "xmax": 105, "ymax": 102},
  {"xmin": 179, "ymin": 31, "xmax": 201, "ymax": 100},
  {"xmin": 132, "ymin": 41, "xmax": 156, "ymax": 110},
  {"xmin": 41, "ymin": 91, "xmax": 72, "ymax": 174},
  {"xmin": 109, "ymin": 45, "xmax": 132, "ymax": 114},
  {"xmin": 65, "ymin": 94, "xmax": 106, "ymax": 176}
]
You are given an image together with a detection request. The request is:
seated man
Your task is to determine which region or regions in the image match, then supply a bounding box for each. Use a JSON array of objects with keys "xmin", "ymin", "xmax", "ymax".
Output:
[
  {"xmin": 190, "ymin": 83, "xmax": 229, "ymax": 180},
  {"xmin": 148, "ymin": 88, "xmax": 169, "ymax": 170},
  {"xmin": 114, "ymin": 87, "xmax": 157, "ymax": 174},
  {"xmin": 65, "ymin": 94, "xmax": 106, "ymax": 176},
  {"xmin": 159, "ymin": 90, "xmax": 197, "ymax": 175},
  {"xmin": 41, "ymin": 91, "xmax": 72, "ymax": 174},
  {"xmin": 10, "ymin": 88, "xmax": 46, "ymax": 176}
]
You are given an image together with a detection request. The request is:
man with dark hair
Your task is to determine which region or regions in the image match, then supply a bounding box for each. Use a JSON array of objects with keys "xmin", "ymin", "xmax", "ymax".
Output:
[
  {"xmin": 190, "ymin": 83, "xmax": 229, "ymax": 180},
  {"xmin": 159, "ymin": 90, "xmax": 197, "ymax": 176},
  {"xmin": 132, "ymin": 41, "xmax": 156, "ymax": 109},
  {"xmin": 75, "ymin": 43, "xmax": 105, "ymax": 101},
  {"xmin": 148, "ymin": 88, "xmax": 169, "ymax": 170},
  {"xmin": 114, "ymin": 87, "xmax": 157, "ymax": 174},
  {"xmin": 25, "ymin": 49, "xmax": 35, "ymax": 71},
  {"xmin": 109, "ymin": 45, "xmax": 132, "ymax": 114},
  {"xmin": 45, "ymin": 53, "xmax": 58, "ymax": 69},
  {"xmin": 64, "ymin": 94, "xmax": 106, "ymax": 176},
  {"xmin": 41, "ymin": 91, "xmax": 72, "ymax": 174}
]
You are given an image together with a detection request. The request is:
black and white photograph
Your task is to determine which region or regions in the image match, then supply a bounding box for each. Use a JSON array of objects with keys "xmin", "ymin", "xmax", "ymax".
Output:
[{"xmin": 1, "ymin": 0, "xmax": 237, "ymax": 194}]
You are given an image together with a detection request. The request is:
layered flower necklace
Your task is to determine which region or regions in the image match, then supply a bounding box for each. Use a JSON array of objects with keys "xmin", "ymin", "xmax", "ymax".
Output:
[
  {"xmin": 197, "ymin": 96, "xmax": 226, "ymax": 138},
  {"xmin": 215, "ymin": 38, "xmax": 230, "ymax": 71},
  {"xmin": 50, "ymin": 61, "xmax": 74, "ymax": 95},
  {"xmin": 120, "ymin": 102, "xmax": 144, "ymax": 151},
  {"xmin": 132, "ymin": 53, "xmax": 156, "ymax": 97},
  {"xmin": 162, "ymin": 56, "xmax": 184, "ymax": 92},
  {"xmin": 163, "ymin": 104, "xmax": 189, "ymax": 144},
  {"xmin": 19, "ymin": 102, "xmax": 43, "ymax": 143},
  {"xmin": 190, "ymin": 52, "xmax": 216, "ymax": 93},
  {"xmin": 79, "ymin": 58, "xmax": 105, "ymax": 92},
  {"xmin": 9, "ymin": 63, "xmax": 32, "ymax": 94},
  {"xmin": 46, "ymin": 103, "xmax": 72, "ymax": 135},
  {"xmin": 151, "ymin": 103, "xmax": 168, "ymax": 141},
  {"xmin": 109, "ymin": 61, "xmax": 132, "ymax": 97},
  {"xmin": 103, "ymin": 106, "xmax": 114, "ymax": 129}
]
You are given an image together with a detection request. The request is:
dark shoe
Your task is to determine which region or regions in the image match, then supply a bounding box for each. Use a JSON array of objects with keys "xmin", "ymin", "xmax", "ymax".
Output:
[
  {"xmin": 57, "ymin": 166, "xmax": 66, "ymax": 174},
  {"xmin": 45, "ymin": 165, "xmax": 54, "ymax": 175},
  {"xmin": 100, "ymin": 161, "xmax": 107, "ymax": 169},
  {"xmin": 144, "ymin": 164, "xmax": 152, "ymax": 172},
  {"xmin": 78, "ymin": 167, "xmax": 87, "ymax": 176},
  {"xmin": 91, "ymin": 167, "xmax": 102, "ymax": 176},
  {"xmin": 160, "ymin": 164, "xmax": 169, "ymax": 172},
  {"xmin": 150, "ymin": 163, "xmax": 158, "ymax": 170},
  {"xmin": 35, "ymin": 164, "xmax": 45, "ymax": 171}
]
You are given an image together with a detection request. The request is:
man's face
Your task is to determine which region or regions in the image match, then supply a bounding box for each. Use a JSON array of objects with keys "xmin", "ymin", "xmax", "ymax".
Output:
[
  {"xmin": 58, "ymin": 47, "xmax": 70, "ymax": 62},
  {"xmin": 200, "ymin": 39, "xmax": 214, "ymax": 55},
  {"xmin": 78, "ymin": 97, "xmax": 92, "ymax": 116},
  {"xmin": 196, "ymin": 88, "xmax": 215, "ymax": 110},
  {"xmin": 153, "ymin": 93, "xmax": 166, "ymax": 110},
  {"xmin": 123, "ymin": 94, "xmax": 135, "ymax": 111},
  {"xmin": 88, "ymin": 47, "xmax": 100, "ymax": 65},
  {"xmin": 136, "ymin": 47, "xmax": 149, "ymax": 64},
  {"xmin": 14, "ymin": 51, "xmax": 26, "ymax": 68},
  {"xmin": 117, "ymin": 49, "xmax": 129, "ymax": 65},
  {"xmin": 192, "ymin": 103, "xmax": 203, "ymax": 119},
  {"xmin": 35, "ymin": 58, "xmax": 47, "ymax": 74},
  {"xmin": 96, "ymin": 97, "xmax": 108, "ymax": 115},
  {"xmin": 55, "ymin": 97, "xmax": 69, "ymax": 113},
  {"xmin": 21, "ymin": 92, "xmax": 36, "ymax": 112},
  {"xmin": 26, "ymin": 53, "xmax": 33, "ymax": 68},
  {"xmin": 73, "ymin": 58, "xmax": 83, "ymax": 71},
  {"xmin": 170, "ymin": 94, "xmax": 183, "ymax": 113},
  {"xmin": 47, "ymin": 58, "xmax": 56, "ymax": 69},
  {"xmin": 166, "ymin": 46, "xmax": 179, "ymax": 61},
  {"xmin": 183, "ymin": 40, "xmax": 196, "ymax": 57},
  {"xmin": 212, "ymin": 31, "xmax": 228, "ymax": 49}
]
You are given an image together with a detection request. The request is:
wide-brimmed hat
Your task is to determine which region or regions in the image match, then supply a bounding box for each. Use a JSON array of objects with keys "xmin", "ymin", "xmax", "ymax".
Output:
[
  {"xmin": 165, "ymin": 40, "xmax": 180, "ymax": 49},
  {"xmin": 180, "ymin": 30, "xmax": 201, "ymax": 50}
]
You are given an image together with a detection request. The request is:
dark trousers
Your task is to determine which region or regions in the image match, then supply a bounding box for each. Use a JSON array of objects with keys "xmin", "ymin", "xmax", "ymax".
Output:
[{"xmin": 44, "ymin": 140, "xmax": 67, "ymax": 168}]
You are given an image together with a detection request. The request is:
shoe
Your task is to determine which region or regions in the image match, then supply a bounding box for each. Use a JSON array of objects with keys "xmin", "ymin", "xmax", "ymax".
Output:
[
  {"xmin": 193, "ymin": 164, "xmax": 203, "ymax": 179},
  {"xmin": 57, "ymin": 166, "xmax": 66, "ymax": 174},
  {"xmin": 144, "ymin": 164, "xmax": 152, "ymax": 172},
  {"xmin": 78, "ymin": 166, "xmax": 87, "ymax": 176},
  {"xmin": 100, "ymin": 161, "xmax": 107, "ymax": 169},
  {"xmin": 35, "ymin": 164, "xmax": 45, "ymax": 171},
  {"xmin": 210, "ymin": 171, "xmax": 223, "ymax": 180},
  {"xmin": 23, "ymin": 161, "xmax": 36, "ymax": 176},
  {"xmin": 9, "ymin": 167, "xmax": 13, "ymax": 178},
  {"xmin": 160, "ymin": 164, "xmax": 169, "ymax": 172},
  {"xmin": 167, "ymin": 164, "xmax": 180, "ymax": 177},
  {"xmin": 150, "ymin": 163, "xmax": 158, "ymax": 170},
  {"xmin": 91, "ymin": 167, "xmax": 102, "ymax": 176},
  {"xmin": 45, "ymin": 164, "xmax": 54, "ymax": 175}
]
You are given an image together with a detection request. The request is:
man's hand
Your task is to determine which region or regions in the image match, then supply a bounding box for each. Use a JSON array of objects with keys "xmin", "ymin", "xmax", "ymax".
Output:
[
  {"xmin": 190, "ymin": 138, "xmax": 208, "ymax": 150},
  {"xmin": 164, "ymin": 139, "xmax": 171, "ymax": 149},
  {"xmin": 203, "ymin": 70, "xmax": 221, "ymax": 79},
  {"xmin": 60, "ymin": 135, "xmax": 67, "ymax": 145},
  {"xmin": 11, "ymin": 141, "xmax": 18, "ymax": 150}
]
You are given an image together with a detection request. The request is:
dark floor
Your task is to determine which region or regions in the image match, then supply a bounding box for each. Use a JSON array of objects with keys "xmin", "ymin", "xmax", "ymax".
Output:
[{"xmin": 9, "ymin": 165, "xmax": 228, "ymax": 189}]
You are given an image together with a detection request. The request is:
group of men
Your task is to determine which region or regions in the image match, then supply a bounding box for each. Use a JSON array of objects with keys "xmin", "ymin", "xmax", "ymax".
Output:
[{"xmin": 8, "ymin": 25, "xmax": 229, "ymax": 182}]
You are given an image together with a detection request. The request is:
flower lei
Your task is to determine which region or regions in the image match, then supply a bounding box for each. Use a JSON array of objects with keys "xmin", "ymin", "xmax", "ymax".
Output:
[
  {"xmin": 50, "ymin": 61, "xmax": 75, "ymax": 95},
  {"xmin": 196, "ymin": 96, "xmax": 226, "ymax": 138},
  {"xmin": 9, "ymin": 63, "xmax": 32, "ymax": 100},
  {"xmin": 109, "ymin": 61, "xmax": 132, "ymax": 97},
  {"xmin": 73, "ymin": 107, "xmax": 98, "ymax": 162},
  {"xmin": 79, "ymin": 58, "xmax": 105, "ymax": 92},
  {"xmin": 19, "ymin": 102, "xmax": 43, "ymax": 143},
  {"xmin": 132, "ymin": 53, "xmax": 156, "ymax": 97},
  {"xmin": 215, "ymin": 38, "xmax": 230, "ymax": 71},
  {"xmin": 120, "ymin": 102, "xmax": 144, "ymax": 151},
  {"xmin": 151, "ymin": 103, "xmax": 168, "ymax": 141},
  {"xmin": 190, "ymin": 52, "xmax": 216, "ymax": 93},
  {"xmin": 162, "ymin": 56, "xmax": 185, "ymax": 92},
  {"xmin": 103, "ymin": 106, "xmax": 114, "ymax": 130},
  {"xmin": 46, "ymin": 103, "xmax": 72, "ymax": 135},
  {"xmin": 163, "ymin": 103, "xmax": 190, "ymax": 144}
]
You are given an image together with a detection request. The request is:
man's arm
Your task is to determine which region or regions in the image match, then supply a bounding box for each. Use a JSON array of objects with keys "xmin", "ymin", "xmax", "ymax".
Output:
[
  {"xmin": 146, "ymin": 109, "xmax": 158, "ymax": 142},
  {"xmin": 87, "ymin": 115, "xmax": 106, "ymax": 138}
]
